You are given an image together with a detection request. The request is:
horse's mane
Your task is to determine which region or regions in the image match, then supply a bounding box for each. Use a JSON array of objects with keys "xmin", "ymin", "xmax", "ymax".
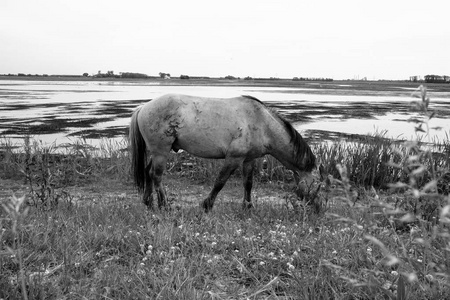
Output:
[{"xmin": 242, "ymin": 95, "xmax": 316, "ymax": 172}]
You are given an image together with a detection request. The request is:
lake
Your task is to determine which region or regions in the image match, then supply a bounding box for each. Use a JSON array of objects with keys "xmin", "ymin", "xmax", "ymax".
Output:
[{"xmin": 1, "ymin": 79, "xmax": 450, "ymax": 147}]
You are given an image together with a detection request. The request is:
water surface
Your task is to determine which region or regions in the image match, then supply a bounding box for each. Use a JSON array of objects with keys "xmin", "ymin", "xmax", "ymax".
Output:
[{"xmin": 1, "ymin": 80, "xmax": 449, "ymax": 147}]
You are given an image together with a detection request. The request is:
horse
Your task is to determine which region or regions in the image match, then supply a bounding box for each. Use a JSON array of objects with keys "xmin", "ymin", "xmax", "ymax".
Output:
[{"xmin": 129, "ymin": 93, "xmax": 316, "ymax": 212}]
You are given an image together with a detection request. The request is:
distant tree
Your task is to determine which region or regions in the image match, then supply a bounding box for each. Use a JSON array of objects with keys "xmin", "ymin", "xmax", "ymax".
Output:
[
  {"xmin": 225, "ymin": 75, "xmax": 236, "ymax": 80},
  {"xmin": 180, "ymin": 74, "xmax": 190, "ymax": 79},
  {"xmin": 159, "ymin": 72, "xmax": 171, "ymax": 79},
  {"xmin": 121, "ymin": 72, "xmax": 148, "ymax": 79},
  {"xmin": 83, "ymin": 73, "xmax": 89, "ymax": 77}
]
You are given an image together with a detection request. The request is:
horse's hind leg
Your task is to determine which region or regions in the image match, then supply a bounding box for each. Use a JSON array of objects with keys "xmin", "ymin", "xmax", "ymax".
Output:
[
  {"xmin": 202, "ymin": 157, "xmax": 242, "ymax": 212},
  {"xmin": 151, "ymin": 155, "xmax": 168, "ymax": 209},
  {"xmin": 143, "ymin": 159, "xmax": 153, "ymax": 209},
  {"xmin": 242, "ymin": 159, "xmax": 255, "ymax": 210}
]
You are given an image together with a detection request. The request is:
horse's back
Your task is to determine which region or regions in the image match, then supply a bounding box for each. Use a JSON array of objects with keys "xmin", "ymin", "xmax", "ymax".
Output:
[{"xmin": 137, "ymin": 94, "xmax": 276, "ymax": 159}]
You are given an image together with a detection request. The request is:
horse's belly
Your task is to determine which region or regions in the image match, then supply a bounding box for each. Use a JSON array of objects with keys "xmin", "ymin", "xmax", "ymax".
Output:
[
  {"xmin": 174, "ymin": 121, "xmax": 266, "ymax": 159},
  {"xmin": 174, "ymin": 128, "xmax": 231, "ymax": 159}
]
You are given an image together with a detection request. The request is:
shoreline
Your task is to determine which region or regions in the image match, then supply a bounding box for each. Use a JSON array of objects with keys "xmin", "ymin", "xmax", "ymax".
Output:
[{"xmin": 2, "ymin": 75, "xmax": 450, "ymax": 91}]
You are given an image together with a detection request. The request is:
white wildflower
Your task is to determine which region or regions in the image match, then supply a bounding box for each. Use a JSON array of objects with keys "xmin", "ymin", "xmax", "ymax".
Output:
[{"xmin": 287, "ymin": 262, "xmax": 295, "ymax": 270}]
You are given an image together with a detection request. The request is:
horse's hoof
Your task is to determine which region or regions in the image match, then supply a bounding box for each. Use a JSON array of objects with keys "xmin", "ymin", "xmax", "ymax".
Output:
[
  {"xmin": 201, "ymin": 199, "xmax": 212, "ymax": 213},
  {"xmin": 242, "ymin": 202, "xmax": 253, "ymax": 210},
  {"xmin": 143, "ymin": 202, "xmax": 153, "ymax": 210}
]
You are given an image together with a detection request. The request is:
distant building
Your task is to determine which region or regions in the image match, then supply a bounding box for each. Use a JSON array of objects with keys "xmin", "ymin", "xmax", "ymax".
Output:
[{"xmin": 424, "ymin": 74, "xmax": 450, "ymax": 83}]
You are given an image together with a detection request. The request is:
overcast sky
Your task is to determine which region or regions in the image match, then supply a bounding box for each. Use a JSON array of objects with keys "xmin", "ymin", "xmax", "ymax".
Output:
[{"xmin": 1, "ymin": 0, "xmax": 449, "ymax": 80}]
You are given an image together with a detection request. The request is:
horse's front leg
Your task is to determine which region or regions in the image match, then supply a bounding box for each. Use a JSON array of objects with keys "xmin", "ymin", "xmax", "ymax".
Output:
[
  {"xmin": 242, "ymin": 159, "xmax": 255, "ymax": 210},
  {"xmin": 152, "ymin": 155, "xmax": 168, "ymax": 209},
  {"xmin": 143, "ymin": 161, "xmax": 153, "ymax": 209},
  {"xmin": 202, "ymin": 157, "xmax": 241, "ymax": 212}
]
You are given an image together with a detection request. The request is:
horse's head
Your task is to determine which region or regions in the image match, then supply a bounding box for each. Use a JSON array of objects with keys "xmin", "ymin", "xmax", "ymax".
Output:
[{"xmin": 293, "ymin": 164, "xmax": 333, "ymax": 213}]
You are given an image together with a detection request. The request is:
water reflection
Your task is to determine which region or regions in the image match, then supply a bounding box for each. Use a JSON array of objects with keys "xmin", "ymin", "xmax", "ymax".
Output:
[{"xmin": 1, "ymin": 80, "xmax": 449, "ymax": 146}]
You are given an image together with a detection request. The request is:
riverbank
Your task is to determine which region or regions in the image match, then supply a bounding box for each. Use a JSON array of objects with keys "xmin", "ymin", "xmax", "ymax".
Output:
[{"xmin": 2, "ymin": 74, "xmax": 450, "ymax": 91}]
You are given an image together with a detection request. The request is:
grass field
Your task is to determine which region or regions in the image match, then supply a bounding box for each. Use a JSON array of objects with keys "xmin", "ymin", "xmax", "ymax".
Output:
[{"xmin": 1, "ymin": 85, "xmax": 450, "ymax": 299}]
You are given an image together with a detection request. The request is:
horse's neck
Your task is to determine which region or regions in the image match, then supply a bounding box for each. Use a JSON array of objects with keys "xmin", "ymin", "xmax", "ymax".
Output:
[{"xmin": 267, "ymin": 126, "xmax": 298, "ymax": 171}]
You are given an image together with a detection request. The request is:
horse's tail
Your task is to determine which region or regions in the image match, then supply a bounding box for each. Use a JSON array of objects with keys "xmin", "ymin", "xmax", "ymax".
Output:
[{"xmin": 129, "ymin": 107, "xmax": 147, "ymax": 192}]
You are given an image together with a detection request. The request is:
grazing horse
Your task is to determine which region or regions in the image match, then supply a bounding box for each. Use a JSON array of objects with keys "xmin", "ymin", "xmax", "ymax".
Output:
[{"xmin": 129, "ymin": 94, "xmax": 316, "ymax": 212}]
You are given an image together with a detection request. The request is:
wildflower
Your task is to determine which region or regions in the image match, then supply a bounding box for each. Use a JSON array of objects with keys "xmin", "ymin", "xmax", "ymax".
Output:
[
  {"xmin": 354, "ymin": 224, "xmax": 363, "ymax": 230},
  {"xmin": 425, "ymin": 274, "xmax": 434, "ymax": 282},
  {"xmin": 137, "ymin": 269, "xmax": 146, "ymax": 276},
  {"xmin": 287, "ymin": 262, "xmax": 295, "ymax": 270},
  {"xmin": 259, "ymin": 261, "xmax": 265, "ymax": 266},
  {"xmin": 391, "ymin": 271, "xmax": 398, "ymax": 276},
  {"xmin": 332, "ymin": 250, "xmax": 337, "ymax": 255},
  {"xmin": 382, "ymin": 282, "xmax": 392, "ymax": 290},
  {"xmin": 211, "ymin": 242, "xmax": 217, "ymax": 247}
]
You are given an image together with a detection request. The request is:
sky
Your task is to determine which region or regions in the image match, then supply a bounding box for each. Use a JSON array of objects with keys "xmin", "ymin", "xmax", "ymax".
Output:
[{"xmin": 1, "ymin": 0, "xmax": 449, "ymax": 80}]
